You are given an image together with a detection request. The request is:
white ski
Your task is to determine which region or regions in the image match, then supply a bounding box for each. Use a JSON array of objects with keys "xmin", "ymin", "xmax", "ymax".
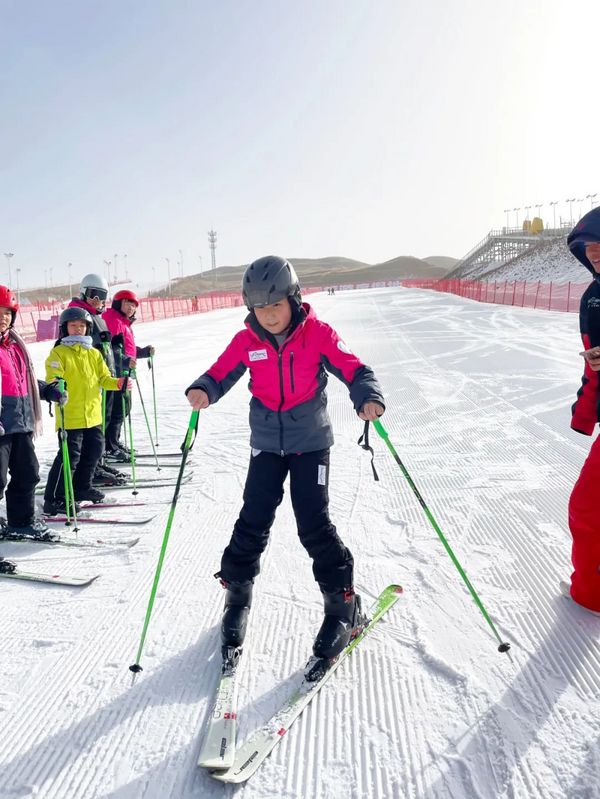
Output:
[
  {"xmin": 209, "ymin": 584, "xmax": 403, "ymax": 784},
  {"xmin": 198, "ymin": 653, "xmax": 241, "ymax": 770}
]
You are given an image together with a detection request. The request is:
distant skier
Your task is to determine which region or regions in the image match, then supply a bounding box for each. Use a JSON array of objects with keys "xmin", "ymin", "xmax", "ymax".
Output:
[
  {"xmin": 186, "ymin": 255, "xmax": 385, "ymax": 675},
  {"xmin": 0, "ymin": 285, "xmax": 64, "ymax": 539},
  {"xmin": 102, "ymin": 289, "xmax": 154, "ymax": 459},
  {"xmin": 43, "ymin": 307, "xmax": 130, "ymax": 515},
  {"xmin": 565, "ymin": 208, "xmax": 600, "ymax": 615}
]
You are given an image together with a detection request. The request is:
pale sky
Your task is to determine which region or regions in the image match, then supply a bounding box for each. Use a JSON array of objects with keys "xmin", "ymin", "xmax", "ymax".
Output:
[{"xmin": 2, "ymin": 0, "xmax": 600, "ymax": 289}]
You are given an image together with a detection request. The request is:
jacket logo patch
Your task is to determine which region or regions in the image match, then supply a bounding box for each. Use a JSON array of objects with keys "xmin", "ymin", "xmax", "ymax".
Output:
[
  {"xmin": 337, "ymin": 340, "xmax": 352, "ymax": 354},
  {"xmin": 249, "ymin": 349, "xmax": 268, "ymax": 362}
]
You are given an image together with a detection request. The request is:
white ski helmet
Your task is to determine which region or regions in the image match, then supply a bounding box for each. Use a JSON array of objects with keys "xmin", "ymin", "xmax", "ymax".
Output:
[{"xmin": 79, "ymin": 273, "xmax": 109, "ymax": 300}]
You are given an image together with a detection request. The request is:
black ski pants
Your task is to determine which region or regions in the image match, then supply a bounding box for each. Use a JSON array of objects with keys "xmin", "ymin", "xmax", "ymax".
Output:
[
  {"xmin": 44, "ymin": 425, "xmax": 105, "ymax": 502},
  {"xmin": 0, "ymin": 432, "xmax": 40, "ymax": 526},
  {"xmin": 105, "ymin": 390, "xmax": 130, "ymax": 451},
  {"xmin": 220, "ymin": 449, "xmax": 354, "ymax": 589}
]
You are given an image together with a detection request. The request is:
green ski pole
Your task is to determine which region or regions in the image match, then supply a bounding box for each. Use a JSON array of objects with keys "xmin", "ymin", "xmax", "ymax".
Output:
[
  {"xmin": 122, "ymin": 367, "xmax": 137, "ymax": 494},
  {"xmin": 57, "ymin": 379, "xmax": 78, "ymax": 530},
  {"xmin": 100, "ymin": 339, "xmax": 111, "ymax": 436},
  {"xmin": 129, "ymin": 410, "xmax": 199, "ymax": 676},
  {"xmin": 372, "ymin": 418, "xmax": 510, "ymax": 654}
]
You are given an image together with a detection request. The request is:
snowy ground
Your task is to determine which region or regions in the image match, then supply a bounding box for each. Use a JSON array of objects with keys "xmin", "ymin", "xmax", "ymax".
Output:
[{"xmin": 1, "ymin": 286, "xmax": 599, "ymax": 799}]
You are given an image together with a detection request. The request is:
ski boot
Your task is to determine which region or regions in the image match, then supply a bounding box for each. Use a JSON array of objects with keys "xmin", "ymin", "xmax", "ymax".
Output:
[
  {"xmin": 43, "ymin": 498, "xmax": 81, "ymax": 516},
  {"xmin": 93, "ymin": 465, "xmax": 128, "ymax": 487},
  {"xmin": 101, "ymin": 462, "xmax": 128, "ymax": 479},
  {"xmin": 306, "ymin": 586, "xmax": 365, "ymax": 682},
  {"xmin": 74, "ymin": 487, "xmax": 106, "ymax": 504},
  {"xmin": 1, "ymin": 518, "xmax": 60, "ymax": 542},
  {"xmin": 218, "ymin": 575, "xmax": 253, "ymax": 671},
  {"xmin": 0, "ymin": 558, "xmax": 16, "ymax": 574}
]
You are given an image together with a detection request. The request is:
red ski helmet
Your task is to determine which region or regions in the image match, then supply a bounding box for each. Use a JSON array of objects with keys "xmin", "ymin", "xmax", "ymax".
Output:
[
  {"xmin": 113, "ymin": 289, "xmax": 139, "ymax": 306},
  {"xmin": 0, "ymin": 285, "xmax": 19, "ymax": 326}
]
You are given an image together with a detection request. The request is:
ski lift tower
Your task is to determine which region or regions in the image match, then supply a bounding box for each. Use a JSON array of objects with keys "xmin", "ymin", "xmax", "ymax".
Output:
[{"xmin": 208, "ymin": 230, "xmax": 217, "ymax": 272}]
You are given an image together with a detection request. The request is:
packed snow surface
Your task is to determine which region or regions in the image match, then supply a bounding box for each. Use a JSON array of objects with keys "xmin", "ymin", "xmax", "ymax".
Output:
[{"xmin": 1, "ymin": 287, "xmax": 599, "ymax": 798}]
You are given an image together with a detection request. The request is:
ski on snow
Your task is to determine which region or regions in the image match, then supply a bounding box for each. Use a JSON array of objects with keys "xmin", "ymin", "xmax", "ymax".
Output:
[
  {"xmin": 106, "ymin": 451, "xmax": 185, "ymax": 460},
  {"xmin": 198, "ymin": 648, "xmax": 243, "ymax": 770},
  {"xmin": 35, "ymin": 473, "xmax": 193, "ymax": 495},
  {"xmin": 206, "ymin": 583, "xmax": 403, "ymax": 784},
  {"xmin": 0, "ymin": 531, "xmax": 140, "ymax": 549},
  {"xmin": 42, "ymin": 513, "xmax": 156, "ymax": 526},
  {"xmin": 0, "ymin": 567, "xmax": 99, "ymax": 587},
  {"xmin": 108, "ymin": 461, "xmax": 185, "ymax": 471}
]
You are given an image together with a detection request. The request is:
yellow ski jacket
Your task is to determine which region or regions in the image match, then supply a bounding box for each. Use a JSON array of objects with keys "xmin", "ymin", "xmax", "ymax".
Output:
[{"xmin": 45, "ymin": 343, "xmax": 121, "ymax": 430}]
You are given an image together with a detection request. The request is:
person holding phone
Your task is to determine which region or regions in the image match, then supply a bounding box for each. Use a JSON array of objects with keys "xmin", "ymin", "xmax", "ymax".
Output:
[{"xmin": 565, "ymin": 208, "xmax": 600, "ymax": 614}]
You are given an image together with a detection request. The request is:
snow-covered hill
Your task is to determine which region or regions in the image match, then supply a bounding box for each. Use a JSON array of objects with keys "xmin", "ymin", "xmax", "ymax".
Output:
[
  {"xmin": 0, "ymin": 287, "xmax": 598, "ymax": 798},
  {"xmin": 453, "ymin": 236, "xmax": 591, "ymax": 285}
]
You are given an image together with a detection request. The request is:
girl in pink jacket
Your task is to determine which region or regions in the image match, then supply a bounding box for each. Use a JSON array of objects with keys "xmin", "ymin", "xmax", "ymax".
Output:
[{"xmin": 186, "ymin": 256, "xmax": 385, "ymax": 678}]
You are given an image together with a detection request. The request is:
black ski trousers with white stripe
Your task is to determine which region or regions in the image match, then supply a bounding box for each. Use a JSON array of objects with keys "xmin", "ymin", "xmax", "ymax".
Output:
[{"xmin": 220, "ymin": 449, "xmax": 354, "ymax": 589}]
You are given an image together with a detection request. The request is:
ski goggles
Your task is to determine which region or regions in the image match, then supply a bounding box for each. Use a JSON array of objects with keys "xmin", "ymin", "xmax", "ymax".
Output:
[{"xmin": 85, "ymin": 287, "xmax": 108, "ymax": 300}]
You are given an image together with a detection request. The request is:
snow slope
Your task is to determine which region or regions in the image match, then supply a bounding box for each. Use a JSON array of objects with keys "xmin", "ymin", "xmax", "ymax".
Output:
[
  {"xmin": 1, "ymin": 287, "xmax": 599, "ymax": 799},
  {"xmin": 454, "ymin": 236, "xmax": 589, "ymax": 285}
]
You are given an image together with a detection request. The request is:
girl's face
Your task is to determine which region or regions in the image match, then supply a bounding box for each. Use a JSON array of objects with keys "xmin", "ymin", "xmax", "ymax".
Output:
[
  {"xmin": 0, "ymin": 306, "xmax": 12, "ymax": 334},
  {"xmin": 67, "ymin": 319, "xmax": 88, "ymax": 337},
  {"xmin": 254, "ymin": 299, "xmax": 292, "ymax": 335},
  {"xmin": 121, "ymin": 299, "xmax": 137, "ymax": 317}
]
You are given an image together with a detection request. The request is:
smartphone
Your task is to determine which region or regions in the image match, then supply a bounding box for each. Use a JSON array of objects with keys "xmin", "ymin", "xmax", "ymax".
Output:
[{"xmin": 580, "ymin": 346, "xmax": 600, "ymax": 360}]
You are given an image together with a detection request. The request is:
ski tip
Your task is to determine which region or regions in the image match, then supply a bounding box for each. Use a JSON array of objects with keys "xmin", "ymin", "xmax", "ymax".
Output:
[{"xmin": 392, "ymin": 585, "xmax": 404, "ymax": 594}]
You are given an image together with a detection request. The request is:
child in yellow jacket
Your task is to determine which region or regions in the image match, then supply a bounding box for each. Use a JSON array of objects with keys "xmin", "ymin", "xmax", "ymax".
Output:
[{"xmin": 43, "ymin": 307, "xmax": 130, "ymax": 515}]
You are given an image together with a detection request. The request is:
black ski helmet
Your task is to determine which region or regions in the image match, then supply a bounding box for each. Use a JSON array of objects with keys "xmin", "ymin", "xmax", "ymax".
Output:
[
  {"xmin": 241, "ymin": 256, "xmax": 301, "ymax": 309},
  {"xmin": 59, "ymin": 306, "xmax": 93, "ymax": 338}
]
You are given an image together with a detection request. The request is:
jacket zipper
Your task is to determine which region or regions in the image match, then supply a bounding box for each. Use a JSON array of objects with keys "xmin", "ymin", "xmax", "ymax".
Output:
[
  {"xmin": 289, "ymin": 352, "xmax": 295, "ymax": 393},
  {"xmin": 277, "ymin": 343, "xmax": 289, "ymax": 455}
]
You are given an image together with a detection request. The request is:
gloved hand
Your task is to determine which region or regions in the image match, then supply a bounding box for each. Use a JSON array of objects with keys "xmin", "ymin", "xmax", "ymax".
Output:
[
  {"xmin": 44, "ymin": 381, "xmax": 69, "ymax": 406},
  {"xmin": 117, "ymin": 377, "xmax": 133, "ymax": 391},
  {"xmin": 137, "ymin": 345, "xmax": 154, "ymax": 358}
]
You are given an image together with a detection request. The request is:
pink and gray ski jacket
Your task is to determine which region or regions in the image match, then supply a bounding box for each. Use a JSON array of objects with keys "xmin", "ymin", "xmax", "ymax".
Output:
[{"xmin": 186, "ymin": 303, "xmax": 385, "ymax": 454}]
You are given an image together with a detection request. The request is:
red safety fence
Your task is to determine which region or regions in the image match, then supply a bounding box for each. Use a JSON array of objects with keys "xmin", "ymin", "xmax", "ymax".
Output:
[
  {"xmin": 16, "ymin": 279, "xmax": 586, "ymax": 343},
  {"xmin": 15, "ymin": 286, "xmax": 326, "ymax": 343},
  {"xmin": 401, "ymin": 278, "xmax": 591, "ymax": 313}
]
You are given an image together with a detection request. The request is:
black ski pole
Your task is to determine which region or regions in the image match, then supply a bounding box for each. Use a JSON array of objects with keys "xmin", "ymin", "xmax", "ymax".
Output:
[
  {"xmin": 372, "ymin": 418, "xmax": 511, "ymax": 654},
  {"xmin": 135, "ymin": 372, "xmax": 160, "ymax": 469}
]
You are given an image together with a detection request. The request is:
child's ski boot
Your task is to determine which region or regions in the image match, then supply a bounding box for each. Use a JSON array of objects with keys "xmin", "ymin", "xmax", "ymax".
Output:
[
  {"xmin": 306, "ymin": 586, "xmax": 365, "ymax": 681},
  {"xmin": 218, "ymin": 576, "xmax": 253, "ymax": 670}
]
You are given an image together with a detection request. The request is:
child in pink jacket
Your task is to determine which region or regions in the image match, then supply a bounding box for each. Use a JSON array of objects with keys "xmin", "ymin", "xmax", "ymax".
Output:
[{"xmin": 186, "ymin": 256, "xmax": 385, "ymax": 678}]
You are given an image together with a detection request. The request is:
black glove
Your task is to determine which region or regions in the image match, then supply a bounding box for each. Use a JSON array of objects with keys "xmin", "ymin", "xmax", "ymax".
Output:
[
  {"xmin": 136, "ymin": 345, "xmax": 155, "ymax": 358},
  {"xmin": 43, "ymin": 381, "xmax": 68, "ymax": 406},
  {"xmin": 99, "ymin": 330, "xmax": 111, "ymax": 343},
  {"xmin": 112, "ymin": 333, "xmax": 124, "ymax": 348}
]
